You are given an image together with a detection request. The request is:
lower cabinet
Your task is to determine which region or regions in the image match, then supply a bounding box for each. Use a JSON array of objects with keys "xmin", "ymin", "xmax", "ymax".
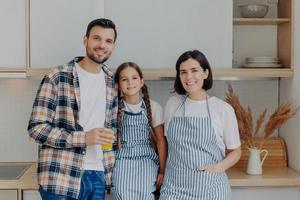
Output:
[
  {"xmin": 23, "ymin": 190, "xmax": 41, "ymax": 200},
  {"xmin": 232, "ymin": 188, "xmax": 300, "ymax": 200},
  {"xmin": 22, "ymin": 190, "xmax": 112, "ymax": 200},
  {"xmin": 0, "ymin": 190, "xmax": 17, "ymax": 200},
  {"xmin": 21, "ymin": 188, "xmax": 300, "ymax": 200}
]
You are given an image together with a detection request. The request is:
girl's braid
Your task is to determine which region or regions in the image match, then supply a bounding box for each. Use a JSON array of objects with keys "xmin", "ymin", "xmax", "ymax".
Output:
[{"xmin": 142, "ymin": 84, "xmax": 157, "ymax": 146}]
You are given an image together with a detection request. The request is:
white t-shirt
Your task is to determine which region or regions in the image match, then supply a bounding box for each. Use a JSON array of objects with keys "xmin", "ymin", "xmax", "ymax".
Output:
[
  {"xmin": 123, "ymin": 99, "xmax": 164, "ymax": 128},
  {"xmin": 76, "ymin": 63, "xmax": 106, "ymax": 171},
  {"xmin": 164, "ymin": 94, "xmax": 241, "ymax": 155}
]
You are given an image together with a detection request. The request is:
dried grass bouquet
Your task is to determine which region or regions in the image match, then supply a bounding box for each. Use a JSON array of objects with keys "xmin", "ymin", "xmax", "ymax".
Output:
[{"xmin": 225, "ymin": 83, "xmax": 300, "ymax": 150}]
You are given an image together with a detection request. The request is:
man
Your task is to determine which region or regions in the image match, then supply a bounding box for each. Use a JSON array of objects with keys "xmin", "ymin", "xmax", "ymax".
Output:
[{"xmin": 28, "ymin": 18, "xmax": 118, "ymax": 200}]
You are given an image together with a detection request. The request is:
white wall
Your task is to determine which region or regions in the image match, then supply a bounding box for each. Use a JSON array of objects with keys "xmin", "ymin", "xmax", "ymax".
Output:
[
  {"xmin": 0, "ymin": 79, "xmax": 39, "ymax": 161},
  {"xmin": 280, "ymin": 0, "xmax": 300, "ymax": 171},
  {"xmin": 104, "ymin": 0, "xmax": 232, "ymax": 69}
]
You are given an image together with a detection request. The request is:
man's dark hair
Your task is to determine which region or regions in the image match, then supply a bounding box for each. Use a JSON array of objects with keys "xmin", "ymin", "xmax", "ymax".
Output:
[{"xmin": 85, "ymin": 18, "xmax": 117, "ymax": 42}]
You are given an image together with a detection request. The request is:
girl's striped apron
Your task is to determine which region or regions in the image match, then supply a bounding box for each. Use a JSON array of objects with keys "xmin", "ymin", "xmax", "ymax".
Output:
[
  {"xmin": 112, "ymin": 102, "xmax": 158, "ymax": 200},
  {"xmin": 160, "ymin": 97, "xmax": 231, "ymax": 200}
]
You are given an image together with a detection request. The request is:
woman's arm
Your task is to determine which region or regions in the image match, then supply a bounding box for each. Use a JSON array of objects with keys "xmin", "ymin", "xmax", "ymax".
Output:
[
  {"xmin": 199, "ymin": 146, "xmax": 241, "ymax": 172},
  {"xmin": 153, "ymin": 124, "xmax": 167, "ymax": 187}
]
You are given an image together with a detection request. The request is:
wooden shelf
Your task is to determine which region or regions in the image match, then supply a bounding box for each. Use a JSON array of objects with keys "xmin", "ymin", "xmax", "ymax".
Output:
[
  {"xmin": 233, "ymin": 18, "xmax": 290, "ymax": 25},
  {"xmin": 27, "ymin": 68, "xmax": 293, "ymax": 80},
  {"xmin": 0, "ymin": 68, "xmax": 26, "ymax": 72},
  {"xmin": 143, "ymin": 68, "xmax": 293, "ymax": 80},
  {"xmin": 213, "ymin": 68, "xmax": 293, "ymax": 79}
]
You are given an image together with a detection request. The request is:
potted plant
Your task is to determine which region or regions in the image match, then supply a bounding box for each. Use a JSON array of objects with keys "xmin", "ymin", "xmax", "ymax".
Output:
[{"xmin": 225, "ymin": 83, "xmax": 299, "ymax": 174}]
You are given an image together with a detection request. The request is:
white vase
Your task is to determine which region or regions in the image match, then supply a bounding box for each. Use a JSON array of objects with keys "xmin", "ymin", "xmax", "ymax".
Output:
[{"xmin": 246, "ymin": 148, "xmax": 268, "ymax": 175}]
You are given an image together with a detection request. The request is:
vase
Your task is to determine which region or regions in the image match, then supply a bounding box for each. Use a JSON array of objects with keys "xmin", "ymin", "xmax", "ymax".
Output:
[{"xmin": 246, "ymin": 147, "xmax": 268, "ymax": 175}]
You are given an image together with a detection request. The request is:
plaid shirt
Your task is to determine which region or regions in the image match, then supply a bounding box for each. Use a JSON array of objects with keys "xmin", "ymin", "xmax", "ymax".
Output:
[{"xmin": 28, "ymin": 57, "xmax": 118, "ymax": 199}]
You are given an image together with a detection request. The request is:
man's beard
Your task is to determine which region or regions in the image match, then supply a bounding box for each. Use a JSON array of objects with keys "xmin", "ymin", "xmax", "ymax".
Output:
[{"xmin": 86, "ymin": 50, "xmax": 110, "ymax": 64}]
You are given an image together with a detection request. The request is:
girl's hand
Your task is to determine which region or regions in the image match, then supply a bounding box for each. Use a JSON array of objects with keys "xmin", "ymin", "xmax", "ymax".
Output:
[
  {"xmin": 156, "ymin": 173, "xmax": 164, "ymax": 188},
  {"xmin": 199, "ymin": 163, "xmax": 224, "ymax": 173}
]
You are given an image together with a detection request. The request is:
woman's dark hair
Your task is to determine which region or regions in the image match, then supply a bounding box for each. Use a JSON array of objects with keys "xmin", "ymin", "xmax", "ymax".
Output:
[
  {"xmin": 85, "ymin": 18, "xmax": 117, "ymax": 42},
  {"xmin": 174, "ymin": 50, "xmax": 213, "ymax": 94},
  {"xmin": 114, "ymin": 62, "xmax": 157, "ymax": 149}
]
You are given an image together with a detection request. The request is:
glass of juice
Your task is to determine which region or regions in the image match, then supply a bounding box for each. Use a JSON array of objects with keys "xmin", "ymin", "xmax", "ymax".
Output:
[{"xmin": 101, "ymin": 143, "xmax": 113, "ymax": 151}]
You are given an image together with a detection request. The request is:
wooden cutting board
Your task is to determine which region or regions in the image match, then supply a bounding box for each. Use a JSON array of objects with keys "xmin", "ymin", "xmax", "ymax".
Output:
[{"xmin": 233, "ymin": 137, "xmax": 287, "ymax": 168}]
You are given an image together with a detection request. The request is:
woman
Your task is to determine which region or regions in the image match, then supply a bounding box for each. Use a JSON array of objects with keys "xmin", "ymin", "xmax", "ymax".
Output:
[
  {"xmin": 111, "ymin": 62, "xmax": 167, "ymax": 200},
  {"xmin": 160, "ymin": 50, "xmax": 241, "ymax": 200}
]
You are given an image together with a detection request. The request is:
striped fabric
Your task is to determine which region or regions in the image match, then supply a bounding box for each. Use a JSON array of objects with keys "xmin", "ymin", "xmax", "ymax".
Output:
[
  {"xmin": 112, "ymin": 103, "xmax": 158, "ymax": 200},
  {"xmin": 160, "ymin": 99, "xmax": 231, "ymax": 200},
  {"xmin": 28, "ymin": 57, "xmax": 118, "ymax": 199}
]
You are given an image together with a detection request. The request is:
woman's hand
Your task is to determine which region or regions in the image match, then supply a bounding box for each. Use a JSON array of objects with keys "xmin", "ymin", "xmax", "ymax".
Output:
[
  {"xmin": 156, "ymin": 173, "xmax": 164, "ymax": 188},
  {"xmin": 199, "ymin": 163, "xmax": 224, "ymax": 173},
  {"xmin": 199, "ymin": 147, "xmax": 242, "ymax": 173}
]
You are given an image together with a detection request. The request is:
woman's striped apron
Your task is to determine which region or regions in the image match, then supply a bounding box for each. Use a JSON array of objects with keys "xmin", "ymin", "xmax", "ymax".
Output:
[
  {"xmin": 160, "ymin": 97, "xmax": 231, "ymax": 200},
  {"xmin": 112, "ymin": 102, "xmax": 158, "ymax": 200}
]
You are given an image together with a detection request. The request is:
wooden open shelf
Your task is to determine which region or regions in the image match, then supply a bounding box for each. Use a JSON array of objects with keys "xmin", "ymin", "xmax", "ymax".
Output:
[
  {"xmin": 146, "ymin": 68, "xmax": 293, "ymax": 80},
  {"xmin": 233, "ymin": 18, "xmax": 290, "ymax": 25},
  {"xmin": 232, "ymin": 0, "xmax": 293, "ymax": 79},
  {"xmin": 26, "ymin": 68, "xmax": 293, "ymax": 80}
]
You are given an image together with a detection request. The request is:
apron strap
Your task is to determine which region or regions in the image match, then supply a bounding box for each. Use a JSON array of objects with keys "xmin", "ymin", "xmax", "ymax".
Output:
[{"xmin": 205, "ymin": 94, "xmax": 212, "ymax": 121}]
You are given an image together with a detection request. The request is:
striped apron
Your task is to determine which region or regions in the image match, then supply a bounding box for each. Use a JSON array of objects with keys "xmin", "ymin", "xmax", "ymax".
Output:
[
  {"xmin": 112, "ymin": 103, "xmax": 158, "ymax": 200},
  {"xmin": 160, "ymin": 97, "xmax": 231, "ymax": 200}
]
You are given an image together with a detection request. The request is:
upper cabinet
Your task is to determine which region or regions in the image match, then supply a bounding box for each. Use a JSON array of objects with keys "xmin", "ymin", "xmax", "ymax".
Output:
[
  {"xmin": 29, "ymin": 0, "xmax": 104, "ymax": 68},
  {"xmin": 103, "ymin": 0, "xmax": 293, "ymax": 79},
  {"xmin": 0, "ymin": 0, "xmax": 293, "ymax": 79},
  {"xmin": 232, "ymin": 0, "xmax": 293, "ymax": 78},
  {"xmin": 104, "ymin": 0, "xmax": 233, "ymax": 70},
  {"xmin": 0, "ymin": 0, "xmax": 26, "ymax": 71}
]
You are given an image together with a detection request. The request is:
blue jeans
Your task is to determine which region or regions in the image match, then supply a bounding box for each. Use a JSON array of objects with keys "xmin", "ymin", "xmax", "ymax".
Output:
[{"xmin": 39, "ymin": 170, "xmax": 106, "ymax": 200}]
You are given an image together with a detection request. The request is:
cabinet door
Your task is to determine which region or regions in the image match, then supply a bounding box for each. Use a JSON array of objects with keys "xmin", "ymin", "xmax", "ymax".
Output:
[
  {"xmin": 0, "ymin": 190, "xmax": 17, "ymax": 200},
  {"xmin": 104, "ymin": 0, "xmax": 232, "ymax": 69},
  {"xmin": 30, "ymin": 0, "xmax": 104, "ymax": 68},
  {"xmin": 23, "ymin": 190, "xmax": 41, "ymax": 200},
  {"xmin": 232, "ymin": 188, "xmax": 300, "ymax": 200},
  {"xmin": 0, "ymin": 0, "xmax": 26, "ymax": 69}
]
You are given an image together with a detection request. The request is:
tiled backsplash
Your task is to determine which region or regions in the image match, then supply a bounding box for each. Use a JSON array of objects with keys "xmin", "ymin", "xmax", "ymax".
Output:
[{"xmin": 0, "ymin": 78, "xmax": 279, "ymax": 161}]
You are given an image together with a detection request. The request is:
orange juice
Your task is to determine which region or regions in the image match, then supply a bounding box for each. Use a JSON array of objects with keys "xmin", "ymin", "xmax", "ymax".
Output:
[{"xmin": 101, "ymin": 143, "xmax": 113, "ymax": 151}]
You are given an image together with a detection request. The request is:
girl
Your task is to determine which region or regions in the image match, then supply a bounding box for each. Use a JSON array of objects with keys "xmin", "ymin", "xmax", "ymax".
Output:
[
  {"xmin": 160, "ymin": 50, "xmax": 241, "ymax": 200},
  {"xmin": 112, "ymin": 62, "xmax": 167, "ymax": 200}
]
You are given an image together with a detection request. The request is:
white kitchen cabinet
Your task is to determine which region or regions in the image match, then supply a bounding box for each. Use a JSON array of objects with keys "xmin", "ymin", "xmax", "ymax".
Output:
[
  {"xmin": 30, "ymin": 0, "xmax": 104, "ymax": 68},
  {"xmin": 232, "ymin": 188, "xmax": 300, "ymax": 200},
  {"xmin": 0, "ymin": 190, "xmax": 17, "ymax": 200},
  {"xmin": 0, "ymin": 0, "xmax": 26, "ymax": 70},
  {"xmin": 23, "ymin": 190, "xmax": 41, "ymax": 200},
  {"xmin": 104, "ymin": 0, "xmax": 232, "ymax": 69}
]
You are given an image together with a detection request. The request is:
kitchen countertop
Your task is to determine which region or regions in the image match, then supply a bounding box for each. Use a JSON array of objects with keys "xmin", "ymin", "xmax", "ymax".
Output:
[
  {"xmin": 1, "ymin": 163, "xmax": 300, "ymax": 190},
  {"xmin": 0, "ymin": 162, "xmax": 37, "ymax": 190},
  {"xmin": 228, "ymin": 167, "xmax": 300, "ymax": 187}
]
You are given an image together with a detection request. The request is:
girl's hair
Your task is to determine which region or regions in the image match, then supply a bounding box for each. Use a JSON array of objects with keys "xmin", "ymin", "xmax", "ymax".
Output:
[{"xmin": 114, "ymin": 62, "xmax": 157, "ymax": 149}]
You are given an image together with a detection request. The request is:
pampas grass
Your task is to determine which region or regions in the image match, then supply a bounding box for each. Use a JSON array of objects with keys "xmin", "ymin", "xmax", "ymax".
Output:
[
  {"xmin": 259, "ymin": 103, "xmax": 300, "ymax": 149},
  {"xmin": 226, "ymin": 83, "xmax": 299, "ymax": 150}
]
